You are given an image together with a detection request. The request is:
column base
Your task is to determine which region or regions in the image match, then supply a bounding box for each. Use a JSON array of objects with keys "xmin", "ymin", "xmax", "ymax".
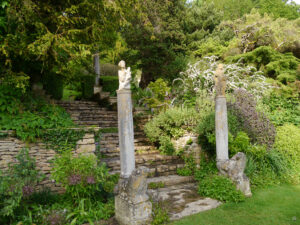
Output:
[{"xmin": 115, "ymin": 196, "xmax": 152, "ymax": 225}]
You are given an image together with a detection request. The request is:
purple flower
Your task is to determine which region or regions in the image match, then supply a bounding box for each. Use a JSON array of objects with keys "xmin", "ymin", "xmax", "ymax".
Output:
[
  {"xmin": 68, "ymin": 174, "xmax": 81, "ymax": 185},
  {"xmin": 22, "ymin": 185, "xmax": 34, "ymax": 197},
  {"xmin": 86, "ymin": 176, "xmax": 96, "ymax": 184}
]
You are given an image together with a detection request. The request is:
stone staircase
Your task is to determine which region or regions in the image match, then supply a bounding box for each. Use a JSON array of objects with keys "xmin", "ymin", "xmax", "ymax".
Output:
[
  {"xmin": 55, "ymin": 99, "xmax": 221, "ymax": 220},
  {"xmin": 55, "ymin": 100, "xmax": 186, "ymax": 178},
  {"xmin": 55, "ymin": 100, "xmax": 118, "ymax": 127}
]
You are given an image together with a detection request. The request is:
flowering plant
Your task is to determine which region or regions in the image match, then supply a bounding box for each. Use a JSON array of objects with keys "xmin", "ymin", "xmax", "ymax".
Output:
[
  {"xmin": 173, "ymin": 56, "xmax": 272, "ymax": 105},
  {"xmin": 51, "ymin": 151, "xmax": 114, "ymax": 201}
]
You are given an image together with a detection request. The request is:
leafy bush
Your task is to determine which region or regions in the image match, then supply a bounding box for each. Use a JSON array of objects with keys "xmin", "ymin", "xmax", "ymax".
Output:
[
  {"xmin": 223, "ymin": 10, "xmax": 300, "ymax": 55},
  {"xmin": 145, "ymin": 107, "xmax": 200, "ymax": 155},
  {"xmin": 244, "ymin": 145, "xmax": 290, "ymax": 188},
  {"xmin": 262, "ymin": 93, "xmax": 300, "ymax": 127},
  {"xmin": 43, "ymin": 72, "xmax": 64, "ymax": 100},
  {"xmin": 51, "ymin": 151, "xmax": 116, "ymax": 201},
  {"xmin": 174, "ymin": 56, "xmax": 271, "ymax": 104},
  {"xmin": 197, "ymin": 110, "xmax": 241, "ymax": 155},
  {"xmin": 0, "ymin": 148, "xmax": 44, "ymax": 221},
  {"xmin": 132, "ymin": 85, "xmax": 153, "ymax": 107},
  {"xmin": 274, "ymin": 124, "xmax": 300, "ymax": 183},
  {"xmin": 81, "ymin": 75, "xmax": 95, "ymax": 99},
  {"xmin": 100, "ymin": 76, "xmax": 119, "ymax": 96},
  {"xmin": 177, "ymin": 156, "xmax": 196, "ymax": 176},
  {"xmin": 195, "ymin": 157, "xmax": 244, "ymax": 202},
  {"xmin": 198, "ymin": 175, "xmax": 245, "ymax": 203},
  {"xmin": 143, "ymin": 78, "xmax": 171, "ymax": 112},
  {"xmin": 228, "ymin": 89, "xmax": 276, "ymax": 148},
  {"xmin": 227, "ymin": 46, "xmax": 300, "ymax": 84}
]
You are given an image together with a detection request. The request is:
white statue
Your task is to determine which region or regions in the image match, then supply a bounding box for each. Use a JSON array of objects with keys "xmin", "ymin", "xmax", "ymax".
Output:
[{"xmin": 118, "ymin": 60, "xmax": 131, "ymax": 90}]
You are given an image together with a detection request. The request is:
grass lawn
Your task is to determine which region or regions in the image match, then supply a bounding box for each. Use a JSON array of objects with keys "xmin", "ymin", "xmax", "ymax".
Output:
[{"xmin": 172, "ymin": 185, "xmax": 300, "ymax": 225}]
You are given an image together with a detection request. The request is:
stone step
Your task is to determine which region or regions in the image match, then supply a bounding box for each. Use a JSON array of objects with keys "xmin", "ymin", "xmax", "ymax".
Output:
[
  {"xmin": 100, "ymin": 137, "xmax": 149, "ymax": 145},
  {"xmin": 64, "ymin": 106, "xmax": 110, "ymax": 111},
  {"xmin": 102, "ymin": 154, "xmax": 184, "ymax": 171},
  {"xmin": 77, "ymin": 121, "xmax": 118, "ymax": 125},
  {"xmin": 108, "ymin": 164, "xmax": 184, "ymax": 177},
  {"xmin": 66, "ymin": 110, "xmax": 116, "ymax": 115},
  {"xmin": 55, "ymin": 100, "xmax": 100, "ymax": 105},
  {"xmin": 77, "ymin": 116, "xmax": 117, "ymax": 121},
  {"xmin": 100, "ymin": 147, "xmax": 158, "ymax": 158},
  {"xmin": 78, "ymin": 112, "xmax": 117, "ymax": 116},
  {"xmin": 147, "ymin": 175, "xmax": 194, "ymax": 187}
]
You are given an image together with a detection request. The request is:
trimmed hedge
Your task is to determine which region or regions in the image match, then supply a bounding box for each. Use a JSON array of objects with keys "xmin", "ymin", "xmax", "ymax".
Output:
[
  {"xmin": 81, "ymin": 75, "xmax": 95, "ymax": 99},
  {"xmin": 100, "ymin": 76, "xmax": 119, "ymax": 96},
  {"xmin": 43, "ymin": 73, "xmax": 64, "ymax": 100}
]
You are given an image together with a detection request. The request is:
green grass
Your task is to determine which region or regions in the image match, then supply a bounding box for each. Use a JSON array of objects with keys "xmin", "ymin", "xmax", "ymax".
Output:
[{"xmin": 172, "ymin": 185, "xmax": 300, "ymax": 225}]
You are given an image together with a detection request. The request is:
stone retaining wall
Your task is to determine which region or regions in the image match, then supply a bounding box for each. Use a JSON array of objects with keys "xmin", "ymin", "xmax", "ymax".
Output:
[{"xmin": 0, "ymin": 131, "xmax": 97, "ymax": 192}]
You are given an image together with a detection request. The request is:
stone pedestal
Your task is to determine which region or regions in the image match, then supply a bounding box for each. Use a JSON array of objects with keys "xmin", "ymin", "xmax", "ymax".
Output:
[
  {"xmin": 215, "ymin": 96, "xmax": 229, "ymax": 163},
  {"xmin": 217, "ymin": 152, "xmax": 252, "ymax": 197},
  {"xmin": 115, "ymin": 167, "xmax": 152, "ymax": 225},
  {"xmin": 94, "ymin": 86, "xmax": 101, "ymax": 95},
  {"xmin": 117, "ymin": 89, "xmax": 135, "ymax": 178}
]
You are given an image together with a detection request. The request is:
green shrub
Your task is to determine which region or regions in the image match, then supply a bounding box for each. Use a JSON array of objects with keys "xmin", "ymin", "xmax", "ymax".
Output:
[
  {"xmin": 177, "ymin": 156, "xmax": 196, "ymax": 176},
  {"xmin": 145, "ymin": 107, "xmax": 200, "ymax": 155},
  {"xmin": 197, "ymin": 110, "xmax": 241, "ymax": 155},
  {"xmin": 43, "ymin": 72, "xmax": 64, "ymax": 100},
  {"xmin": 227, "ymin": 46, "xmax": 300, "ymax": 83},
  {"xmin": 132, "ymin": 85, "xmax": 152, "ymax": 107},
  {"xmin": 0, "ymin": 148, "xmax": 45, "ymax": 220},
  {"xmin": 244, "ymin": 145, "xmax": 289, "ymax": 188},
  {"xmin": 51, "ymin": 151, "xmax": 116, "ymax": 201},
  {"xmin": 198, "ymin": 175, "xmax": 245, "ymax": 203},
  {"xmin": 144, "ymin": 78, "xmax": 171, "ymax": 112},
  {"xmin": 99, "ymin": 76, "xmax": 119, "ymax": 96},
  {"xmin": 262, "ymin": 93, "xmax": 300, "ymax": 127},
  {"xmin": 274, "ymin": 124, "xmax": 300, "ymax": 183},
  {"xmin": 81, "ymin": 75, "xmax": 95, "ymax": 99}
]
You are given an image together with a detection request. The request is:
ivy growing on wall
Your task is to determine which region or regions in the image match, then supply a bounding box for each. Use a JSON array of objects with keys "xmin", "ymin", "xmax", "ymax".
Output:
[{"xmin": 0, "ymin": 85, "xmax": 85, "ymax": 152}]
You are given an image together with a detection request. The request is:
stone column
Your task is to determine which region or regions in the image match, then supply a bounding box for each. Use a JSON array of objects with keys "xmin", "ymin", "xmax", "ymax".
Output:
[
  {"xmin": 215, "ymin": 96, "xmax": 229, "ymax": 163},
  {"xmin": 115, "ymin": 60, "xmax": 152, "ymax": 225},
  {"xmin": 117, "ymin": 89, "xmax": 135, "ymax": 178},
  {"xmin": 214, "ymin": 64, "xmax": 252, "ymax": 197},
  {"xmin": 94, "ymin": 53, "xmax": 100, "ymax": 86},
  {"xmin": 214, "ymin": 64, "xmax": 229, "ymax": 163}
]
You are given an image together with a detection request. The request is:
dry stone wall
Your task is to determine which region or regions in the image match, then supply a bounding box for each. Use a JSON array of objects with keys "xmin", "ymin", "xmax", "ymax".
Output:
[{"xmin": 0, "ymin": 131, "xmax": 97, "ymax": 193}]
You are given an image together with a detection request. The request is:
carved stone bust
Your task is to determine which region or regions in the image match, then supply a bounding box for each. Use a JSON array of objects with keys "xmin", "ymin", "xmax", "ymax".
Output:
[
  {"xmin": 214, "ymin": 64, "xmax": 226, "ymax": 96},
  {"xmin": 118, "ymin": 60, "xmax": 131, "ymax": 90}
]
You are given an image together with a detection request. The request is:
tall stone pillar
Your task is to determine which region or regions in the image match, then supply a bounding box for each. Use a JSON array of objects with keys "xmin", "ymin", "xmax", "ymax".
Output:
[
  {"xmin": 214, "ymin": 64, "xmax": 229, "ymax": 163},
  {"xmin": 215, "ymin": 96, "xmax": 229, "ymax": 162},
  {"xmin": 94, "ymin": 53, "xmax": 100, "ymax": 86},
  {"xmin": 115, "ymin": 60, "xmax": 152, "ymax": 225},
  {"xmin": 214, "ymin": 64, "xmax": 252, "ymax": 197},
  {"xmin": 117, "ymin": 89, "xmax": 135, "ymax": 178}
]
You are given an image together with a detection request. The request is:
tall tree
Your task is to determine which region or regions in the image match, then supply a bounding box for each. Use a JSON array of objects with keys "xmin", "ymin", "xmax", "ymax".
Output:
[
  {"xmin": 123, "ymin": 0, "xmax": 188, "ymax": 87},
  {"xmin": 0, "ymin": 0, "xmax": 137, "ymax": 89}
]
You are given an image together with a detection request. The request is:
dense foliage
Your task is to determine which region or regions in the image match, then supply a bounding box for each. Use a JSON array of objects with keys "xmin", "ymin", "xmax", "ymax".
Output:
[
  {"xmin": 1, "ymin": 0, "xmax": 300, "ymax": 223},
  {"xmin": 144, "ymin": 107, "xmax": 200, "ymax": 155},
  {"xmin": 0, "ymin": 148, "xmax": 45, "ymax": 223}
]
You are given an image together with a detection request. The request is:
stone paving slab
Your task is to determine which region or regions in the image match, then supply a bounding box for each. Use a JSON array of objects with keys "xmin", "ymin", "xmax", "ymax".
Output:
[{"xmin": 147, "ymin": 183, "xmax": 222, "ymax": 221}]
